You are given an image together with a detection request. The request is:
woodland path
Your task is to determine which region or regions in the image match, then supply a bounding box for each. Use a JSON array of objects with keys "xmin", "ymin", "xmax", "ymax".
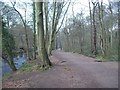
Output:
[{"xmin": 2, "ymin": 50, "xmax": 118, "ymax": 88}]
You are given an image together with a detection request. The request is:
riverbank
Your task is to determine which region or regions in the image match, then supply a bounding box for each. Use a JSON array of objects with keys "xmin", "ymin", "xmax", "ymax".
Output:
[{"xmin": 2, "ymin": 54, "xmax": 26, "ymax": 76}]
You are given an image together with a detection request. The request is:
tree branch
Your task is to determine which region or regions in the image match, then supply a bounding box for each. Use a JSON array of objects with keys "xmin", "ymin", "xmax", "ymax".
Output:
[{"xmin": 56, "ymin": 0, "xmax": 71, "ymax": 34}]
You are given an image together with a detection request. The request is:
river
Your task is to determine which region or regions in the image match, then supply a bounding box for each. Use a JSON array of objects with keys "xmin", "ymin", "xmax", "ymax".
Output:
[{"xmin": 1, "ymin": 54, "xmax": 27, "ymax": 76}]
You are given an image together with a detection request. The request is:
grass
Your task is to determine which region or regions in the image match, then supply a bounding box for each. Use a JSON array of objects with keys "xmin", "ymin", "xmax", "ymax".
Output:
[
  {"xmin": 96, "ymin": 55, "xmax": 105, "ymax": 61},
  {"xmin": 19, "ymin": 60, "xmax": 51, "ymax": 72},
  {"xmin": 19, "ymin": 60, "xmax": 40, "ymax": 72},
  {"xmin": 2, "ymin": 72, "xmax": 12, "ymax": 80},
  {"xmin": 2, "ymin": 60, "xmax": 51, "ymax": 81},
  {"xmin": 2, "ymin": 61, "xmax": 38, "ymax": 80},
  {"xmin": 105, "ymin": 55, "xmax": 118, "ymax": 61},
  {"xmin": 96, "ymin": 54, "xmax": 118, "ymax": 62}
]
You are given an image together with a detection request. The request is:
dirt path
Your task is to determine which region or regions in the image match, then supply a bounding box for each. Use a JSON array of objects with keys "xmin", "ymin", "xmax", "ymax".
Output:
[{"xmin": 2, "ymin": 50, "xmax": 118, "ymax": 88}]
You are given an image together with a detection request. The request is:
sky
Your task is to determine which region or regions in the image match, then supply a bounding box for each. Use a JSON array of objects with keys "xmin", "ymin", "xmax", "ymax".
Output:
[
  {"xmin": 67, "ymin": 0, "xmax": 109, "ymax": 17},
  {"xmin": 1, "ymin": 0, "xmax": 110, "ymax": 17},
  {"xmin": 0, "ymin": 0, "xmax": 112, "ymax": 27}
]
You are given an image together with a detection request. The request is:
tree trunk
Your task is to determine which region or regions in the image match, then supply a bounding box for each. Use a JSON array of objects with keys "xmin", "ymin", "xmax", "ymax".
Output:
[
  {"xmin": 92, "ymin": 2, "xmax": 97, "ymax": 56},
  {"xmin": 24, "ymin": 9, "xmax": 30, "ymax": 60},
  {"xmin": 33, "ymin": 2, "xmax": 36, "ymax": 59},
  {"xmin": 48, "ymin": 2, "xmax": 70, "ymax": 55},
  {"xmin": 44, "ymin": 2, "xmax": 49, "ymax": 50},
  {"xmin": 9, "ymin": 57, "xmax": 17, "ymax": 71},
  {"xmin": 101, "ymin": 2, "xmax": 107, "ymax": 56},
  {"xmin": 88, "ymin": 0, "xmax": 93, "ymax": 54},
  {"xmin": 98, "ymin": 2, "xmax": 105, "ymax": 56},
  {"xmin": 48, "ymin": 2, "xmax": 57, "ymax": 56},
  {"xmin": 109, "ymin": 2, "xmax": 113, "ymax": 48},
  {"xmin": 35, "ymin": 1, "xmax": 51, "ymax": 67},
  {"xmin": 118, "ymin": 1, "xmax": 120, "ymax": 61}
]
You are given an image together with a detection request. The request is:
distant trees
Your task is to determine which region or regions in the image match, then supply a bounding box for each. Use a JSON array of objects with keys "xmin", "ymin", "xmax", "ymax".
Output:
[
  {"xmin": 61, "ymin": 12, "xmax": 86, "ymax": 53},
  {"xmin": 60, "ymin": 1, "xmax": 118, "ymax": 61},
  {"xmin": 10, "ymin": 24, "xmax": 34, "ymax": 53}
]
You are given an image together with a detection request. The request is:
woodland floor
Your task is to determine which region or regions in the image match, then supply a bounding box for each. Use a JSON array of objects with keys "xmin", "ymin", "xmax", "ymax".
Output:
[{"xmin": 2, "ymin": 50, "xmax": 118, "ymax": 88}]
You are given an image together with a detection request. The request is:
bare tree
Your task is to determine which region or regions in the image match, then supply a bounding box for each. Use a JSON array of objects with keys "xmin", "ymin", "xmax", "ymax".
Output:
[
  {"xmin": 44, "ymin": 1, "xmax": 50, "ymax": 52},
  {"xmin": 88, "ymin": 0, "xmax": 93, "ymax": 54},
  {"xmin": 48, "ymin": 1, "xmax": 71, "ymax": 55},
  {"xmin": 35, "ymin": 1, "xmax": 51, "ymax": 68},
  {"xmin": 118, "ymin": 1, "xmax": 120, "ymax": 61},
  {"xmin": 108, "ymin": 1, "xmax": 113, "ymax": 48},
  {"xmin": 98, "ymin": 1, "xmax": 106, "ymax": 56},
  {"xmin": 10, "ymin": 2, "xmax": 30, "ymax": 60},
  {"xmin": 33, "ymin": 1, "xmax": 36, "ymax": 59},
  {"xmin": 92, "ymin": 2, "xmax": 98, "ymax": 56}
]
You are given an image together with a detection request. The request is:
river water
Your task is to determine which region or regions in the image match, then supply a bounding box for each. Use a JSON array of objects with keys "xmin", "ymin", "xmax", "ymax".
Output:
[{"xmin": 1, "ymin": 54, "xmax": 27, "ymax": 76}]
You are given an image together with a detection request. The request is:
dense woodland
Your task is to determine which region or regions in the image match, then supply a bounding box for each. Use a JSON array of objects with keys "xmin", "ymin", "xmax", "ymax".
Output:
[{"xmin": 0, "ymin": 0, "xmax": 120, "ymax": 72}]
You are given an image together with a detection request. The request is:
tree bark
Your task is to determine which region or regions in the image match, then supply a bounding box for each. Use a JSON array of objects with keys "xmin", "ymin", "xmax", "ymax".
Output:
[
  {"xmin": 63, "ymin": 29, "xmax": 70, "ymax": 51},
  {"xmin": 109, "ymin": 2, "xmax": 113, "ymax": 48},
  {"xmin": 44, "ymin": 1, "xmax": 49, "ymax": 50},
  {"xmin": 33, "ymin": 2, "xmax": 36, "ymax": 59},
  {"xmin": 118, "ymin": 1, "xmax": 120, "ymax": 61},
  {"xmin": 101, "ymin": 1, "xmax": 107, "ymax": 56},
  {"xmin": 48, "ymin": 1, "xmax": 70, "ymax": 55},
  {"xmin": 48, "ymin": 2, "xmax": 57, "ymax": 56},
  {"xmin": 9, "ymin": 57, "xmax": 17, "ymax": 71},
  {"xmin": 35, "ymin": 1, "xmax": 51, "ymax": 67},
  {"xmin": 88, "ymin": 0, "xmax": 93, "ymax": 54},
  {"xmin": 92, "ymin": 2, "xmax": 97, "ymax": 56},
  {"xmin": 98, "ymin": 2, "xmax": 105, "ymax": 56}
]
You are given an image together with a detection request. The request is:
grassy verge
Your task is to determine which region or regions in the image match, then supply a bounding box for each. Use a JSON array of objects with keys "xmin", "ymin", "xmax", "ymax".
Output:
[
  {"xmin": 19, "ymin": 60, "xmax": 41, "ymax": 72},
  {"xmin": 2, "ymin": 72, "xmax": 12, "ymax": 80},
  {"xmin": 2, "ymin": 60, "xmax": 40, "ymax": 80},
  {"xmin": 2, "ymin": 60, "xmax": 51, "ymax": 80}
]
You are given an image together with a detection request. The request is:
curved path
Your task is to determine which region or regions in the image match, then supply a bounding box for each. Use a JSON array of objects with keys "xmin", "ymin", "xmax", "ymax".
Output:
[{"xmin": 52, "ymin": 50, "xmax": 118, "ymax": 88}]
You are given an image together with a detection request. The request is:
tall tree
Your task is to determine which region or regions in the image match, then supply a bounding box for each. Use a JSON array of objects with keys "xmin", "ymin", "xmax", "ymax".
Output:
[
  {"xmin": 11, "ymin": 2, "xmax": 30, "ymax": 60},
  {"xmin": 98, "ymin": 1, "xmax": 106, "ymax": 56},
  {"xmin": 108, "ymin": 1, "xmax": 113, "ymax": 48},
  {"xmin": 118, "ymin": 1, "xmax": 120, "ymax": 61},
  {"xmin": 47, "ymin": 2, "xmax": 57, "ymax": 55},
  {"xmin": 88, "ymin": 0, "xmax": 93, "ymax": 54},
  {"xmin": 33, "ymin": 1, "xmax": 36, "ymax": 59},
  {"xmin": 35, "ymin": 1, "xmax": 51, "ymax": 68},
  {"xmin": 44, "ymin": 1, "xmax": 49, "ymax": 49},
  {"xmin": 48, "ymin": 1, "xmax": 71, "ymax": 55},
  {"xmin": 92, "ymin": 2, "xmax": 98, "ymax": 56}
]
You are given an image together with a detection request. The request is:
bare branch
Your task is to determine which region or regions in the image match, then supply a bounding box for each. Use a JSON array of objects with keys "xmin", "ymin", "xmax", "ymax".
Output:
[
  {"xmin": 56, "ymin": 0, "xmax": 71, "ymax": 34},
  {"xmin": 10, "ymin": 1, "xmax": 25, "ymax": 26}
]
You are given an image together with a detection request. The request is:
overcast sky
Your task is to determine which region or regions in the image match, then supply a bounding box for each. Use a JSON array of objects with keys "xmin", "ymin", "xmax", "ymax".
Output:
[
  {"xmin": 1, "ymin": 0, "xmax": 110, "ymax": 17},
  {"xmin": 1, "ymin": 0, "xmax": 111, "ymax": 27}
]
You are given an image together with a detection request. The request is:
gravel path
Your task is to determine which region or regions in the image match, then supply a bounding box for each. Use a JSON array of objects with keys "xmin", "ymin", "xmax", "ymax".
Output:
[{"xmin": 2, "ymin": 50, "xmax": 118, "ymax": 88}]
